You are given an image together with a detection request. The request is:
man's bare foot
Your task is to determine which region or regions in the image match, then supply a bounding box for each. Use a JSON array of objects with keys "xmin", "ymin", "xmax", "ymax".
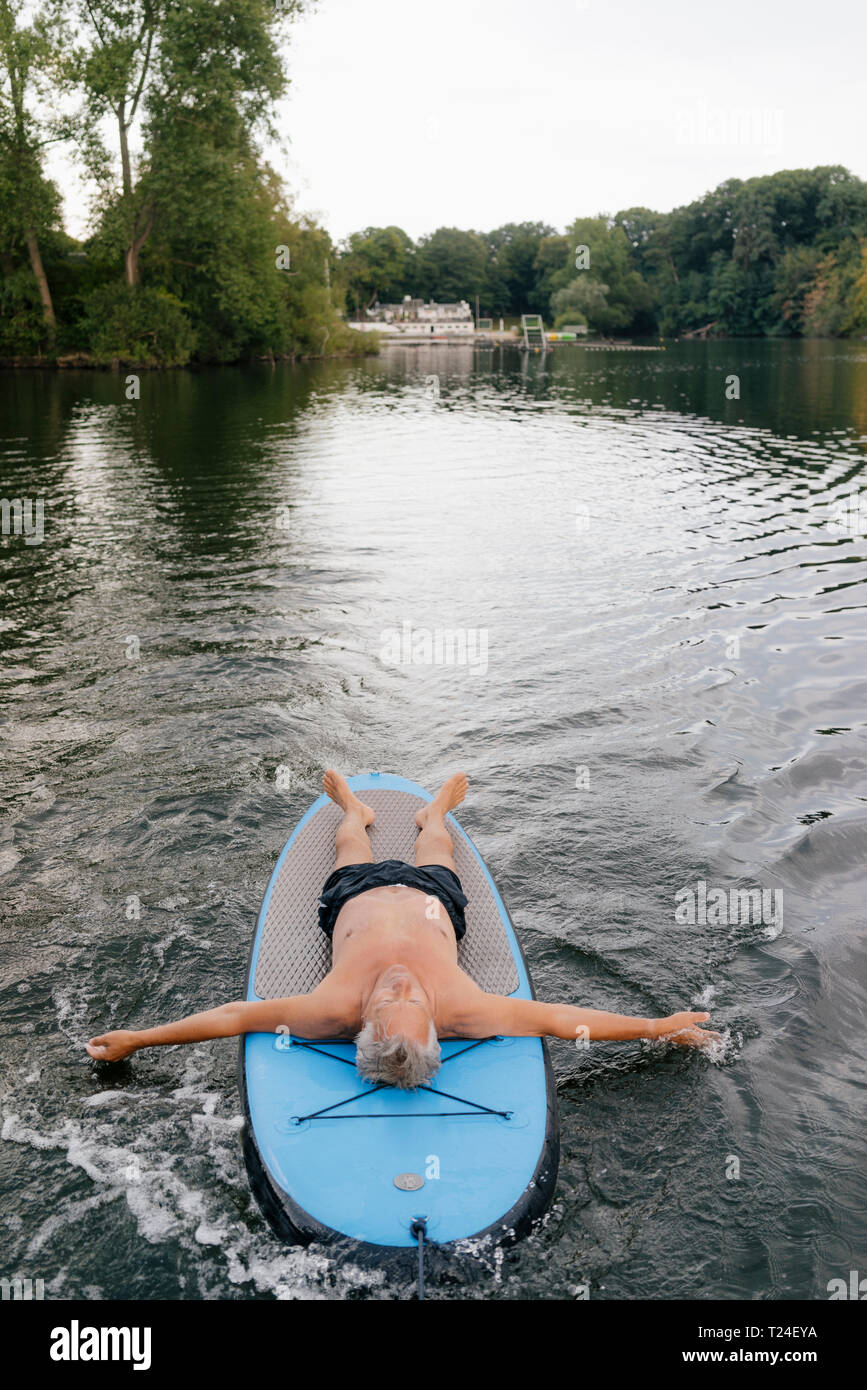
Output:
[
  {"xmin": 415, "ymin": 772, "xmax": 468, "ymax": 827},
  {"xmin": 323, "ymin": 769, "xmax": 375, "ymax": 825}
]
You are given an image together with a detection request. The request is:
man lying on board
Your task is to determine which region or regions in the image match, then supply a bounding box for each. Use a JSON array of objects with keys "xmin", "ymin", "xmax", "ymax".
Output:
[{"xmin": 87, "ymin": 770, "xmax": 717, "ymax": 1087}]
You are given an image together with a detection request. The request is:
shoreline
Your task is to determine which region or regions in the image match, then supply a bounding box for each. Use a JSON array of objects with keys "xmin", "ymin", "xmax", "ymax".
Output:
[
  {"xmin": 0, "ymin": 348, "xmax": 378, "ymax": 372},
  {"xmin": 2, "ymin": 336, "xmax": 860, "ymax": 373}
]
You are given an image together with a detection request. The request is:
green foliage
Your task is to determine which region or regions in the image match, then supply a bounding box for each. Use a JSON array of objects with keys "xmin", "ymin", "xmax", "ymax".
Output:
[
  {"xmin": 0, "ymin": 0, "xmax": 368, "ymax": 364},
  {"xmin": 338, "ymin": 225, "xmax": 415, "ymax": 315},
  {"xmin": 614, "ymin": 166, "xmax": 867, "ymax": 338},
  {"xmin": 560, "ymin": 217, "xmax": 656, "ymax": 333},
  {"xmin": 533, "ymin": 235, "xmax": 571, "ymax": 313},
  {"xmin": 844, "ymin": 244, "xmax": 867, "ymax": 336},
  {"xmin": 82, "ymin": 282, "xmax": 197, "ymax": 364},
  {"xmin": 550, "ymin": 279, "xmax": 601, "ymax": 331},
  {"xmin": 800, "ymin": 243, "xmax": 864, "ymax": 337},
  {"xmin": 482, "ymin": 222, "xmax": 557, "ymax": 316},
  {"xmin": 0, "ymin": 265, "xmax": 47, "ymax": 352},
  {"xmin": 767, "ymin": 245, "xmax": 823, "ymax": 336},
  {"xmin": 415, "ymin": 227, "xmax": 489, "ymax": 304},
  {"xmin": 0, "ymin": 0, "xmax": 66, "ymax": 341}
]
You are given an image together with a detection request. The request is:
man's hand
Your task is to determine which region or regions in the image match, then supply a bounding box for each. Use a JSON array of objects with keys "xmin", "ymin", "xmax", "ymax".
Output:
[
  {"xmin": 654, "ymin": 1012, "xmax": 719, "ymax": 1047},
  {"xmin": 86, "ymin": 1030, "xmax": 139, "ymax": 1062}
]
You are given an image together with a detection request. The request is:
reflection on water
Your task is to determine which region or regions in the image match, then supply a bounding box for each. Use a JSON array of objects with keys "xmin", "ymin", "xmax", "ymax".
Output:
[{"xmin": 1, "ymin": 340, "xmax": 865, "ymax": 1299}]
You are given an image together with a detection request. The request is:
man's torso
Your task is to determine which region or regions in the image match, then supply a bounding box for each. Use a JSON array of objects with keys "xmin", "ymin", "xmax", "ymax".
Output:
[{"xmin": 322, "ymin": 885, "xmax": 479, "ymax": 1037}]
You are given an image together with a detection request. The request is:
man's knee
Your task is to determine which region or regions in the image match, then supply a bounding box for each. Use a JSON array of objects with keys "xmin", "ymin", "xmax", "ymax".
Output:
[{"xmin": 418, "ymin": 829, "xmax": 453, "ymax": 861}]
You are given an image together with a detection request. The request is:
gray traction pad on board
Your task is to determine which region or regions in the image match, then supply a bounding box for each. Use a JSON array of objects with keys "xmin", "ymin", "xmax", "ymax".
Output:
[{"xmin": 254, "ymin": 789, "xmax": 520, "ymax": 998}]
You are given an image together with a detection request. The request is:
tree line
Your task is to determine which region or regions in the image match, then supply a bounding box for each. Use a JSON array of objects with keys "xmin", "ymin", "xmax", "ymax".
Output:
[
  {"xmin": 2, "ymin": 0, "xmax": 865, "ymax": 366},
  {"xmin": 341, "ymin": 167, "xmax": 867, "ymax": 339}
]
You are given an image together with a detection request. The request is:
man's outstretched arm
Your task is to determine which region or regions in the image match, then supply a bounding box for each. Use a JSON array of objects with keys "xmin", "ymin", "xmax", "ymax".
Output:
[
  {"xmin": 459, "ymin": 996, "xmax": 718, "ymax": 1048},
  {"xmin": 85, "ymin": 990, "xmax": 349, "ymax": 1062}
]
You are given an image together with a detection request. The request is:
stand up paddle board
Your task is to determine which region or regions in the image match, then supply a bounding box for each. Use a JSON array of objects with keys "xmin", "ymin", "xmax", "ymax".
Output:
[{"xmin": 239, "ymin": 773, "xmax": 559, "ymax": 1248}]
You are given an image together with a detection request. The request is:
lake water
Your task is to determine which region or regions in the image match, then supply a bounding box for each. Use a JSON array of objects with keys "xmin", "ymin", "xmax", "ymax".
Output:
[{"xmin": 1, "ymin": 340, "xmax": 865, "ymax": 1300}]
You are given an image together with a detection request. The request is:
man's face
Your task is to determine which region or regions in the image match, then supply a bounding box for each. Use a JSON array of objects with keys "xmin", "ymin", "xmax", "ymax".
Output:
[{"xmin": 366, "ymin": 965, "xmax": 434, "ymax": 1045}]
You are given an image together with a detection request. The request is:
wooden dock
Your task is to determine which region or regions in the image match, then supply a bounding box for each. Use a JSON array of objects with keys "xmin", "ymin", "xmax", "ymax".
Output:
[
  {"xmin": 377, "ymin": 333, "xmax": 664, "ymax": 350},
  {"xmin": 377, "ymin": 334, "xmax": 663, "ymax": 351}
]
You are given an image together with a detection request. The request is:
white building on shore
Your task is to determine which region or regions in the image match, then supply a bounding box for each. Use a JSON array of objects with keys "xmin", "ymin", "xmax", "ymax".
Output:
[{"xmin": 350, "ymin": 295, "xmax": 475, "ymax": 336}]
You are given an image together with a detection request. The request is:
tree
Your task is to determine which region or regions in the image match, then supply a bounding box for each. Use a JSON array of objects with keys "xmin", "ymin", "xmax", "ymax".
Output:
[
  {"xmin": 801, "ymin": 244, "xmax": 863, "ymax": 338},
  {"xmin": 551, "ymin": 278, "xmax": 608, "ymax": 330},
  {"xmin": 140, "ymin": 0, "xmax": 293, "ymax": 356},
  {"xmin": 60, "ymin": 0, "xmax": 302, "ymax": 288},
  {"xmin": 482, "ymin": 221, "xmax": 556, "ymax": 315},
  {"xmin": 532, "ymin": 234, "xmax": 570, "ymax": 315},
  {"xmin": 415, "ymin": 227, "xmax": 488, "ymax": 304},
  {"xmin": 552, "ymin": 216, "xmax": 655, "ymax": 334},
  {"xmin": 58, "ymin": 0, "xmax": 162, "ymax": 287},
  {"xmin": 613, "ymin": 206, "xmax": 662, "ymax": 260},
  {"xmin": 626, "ymin": 167, "xmax": 867, "ymax": 337},
  {"xmin": 338, "ymin": 225, "xmax": 414, "ymax": 316},
  {"xmin": 768, "ymin": 245, "xmax": 823, "ymax": 336},
  {"xmin": 0, "ymin": 0, "xmax": 61, "ymax": 339},
  {"xmin": 844, "ymin": 242, "xmax": 867, "ymax": 336}
]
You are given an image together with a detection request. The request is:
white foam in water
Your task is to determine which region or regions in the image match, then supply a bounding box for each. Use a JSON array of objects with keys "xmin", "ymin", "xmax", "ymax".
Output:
[
  {"xmin": 638, "ymin": 1017, "xmax": 740, "ymax": 1066},
  {"xmin": 441, "ymin": 1209, "xmax": 551, "ymax": 1296},
  {"xmin": 452, "ymin": 1230, "xmax": 508, "ymax": 1284},
  {"xmin": 52, "ymin": 983, "xmax": 94, "ymax": 1045},
  {"xmin": 687, "ymin": 983, "xmax": 744, "ymax": 1062},
  {"xmin": 194, "ymin": 1223, "xmax": 227, "ymax": 1246},
  {"xmin": 704, "ymin": 1027, "xmax": 742, "ymax": 1066},
  {"xmin": 1, "ymin": 1051, "xmax": 387, "ymax": 1300},
  {"xmin": 84, "ymin": 1090, "xmax": 145, "ymax": 1108},
  {"xmin": 687, "ymin": 984, "xmax": 744, "ymax": 1063}
]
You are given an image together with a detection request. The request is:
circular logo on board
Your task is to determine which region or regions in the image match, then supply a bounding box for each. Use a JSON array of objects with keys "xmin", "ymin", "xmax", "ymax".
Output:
[{"xmin": 394, "ymin": 1172, "xmax": 424, "ymax": 1191}]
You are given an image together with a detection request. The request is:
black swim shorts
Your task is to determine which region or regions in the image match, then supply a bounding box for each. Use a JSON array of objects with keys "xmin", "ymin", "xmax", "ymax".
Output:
[{"xmin": 317, "ymin": 859, "xmax": 469, "ymax": 941}]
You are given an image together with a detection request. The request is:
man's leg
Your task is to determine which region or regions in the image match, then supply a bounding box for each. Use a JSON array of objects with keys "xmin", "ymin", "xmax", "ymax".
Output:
[
  {"xmin": 413, "ymin": 772, "xmax": 468, "ymax": 871},
  {"xmin": 323, "ymin": 770, "xmax": 376, "ymax": 869}
]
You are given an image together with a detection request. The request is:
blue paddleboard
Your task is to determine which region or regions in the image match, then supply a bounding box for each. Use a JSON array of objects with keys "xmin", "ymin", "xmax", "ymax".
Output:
[{"xmin": 239, "ymin": 773, "xmax": 559, "ymax": 1248}]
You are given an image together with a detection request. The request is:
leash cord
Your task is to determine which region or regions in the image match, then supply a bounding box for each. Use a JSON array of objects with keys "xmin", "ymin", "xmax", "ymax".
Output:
[{"xmin": 410, "ymin": 1218, "xmax": 427, "ymax": 1300}]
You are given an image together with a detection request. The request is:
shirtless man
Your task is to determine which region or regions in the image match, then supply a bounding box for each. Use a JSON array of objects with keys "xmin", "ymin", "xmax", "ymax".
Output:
[{"xmin": 86, "ymin": 771, "xmax": 716, "ymax": 1085}]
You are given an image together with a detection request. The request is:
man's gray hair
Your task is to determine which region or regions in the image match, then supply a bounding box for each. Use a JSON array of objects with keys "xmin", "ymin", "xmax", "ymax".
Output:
[{"xmin": 354, "ymin": 1019, "xmax": 441, "ymax": 1090}]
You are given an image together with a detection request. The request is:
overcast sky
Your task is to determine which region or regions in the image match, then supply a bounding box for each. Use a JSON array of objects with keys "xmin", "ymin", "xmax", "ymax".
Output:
[{"xmin": 52, "ymin": 0, "xmax": 867, "ymax": 243}]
